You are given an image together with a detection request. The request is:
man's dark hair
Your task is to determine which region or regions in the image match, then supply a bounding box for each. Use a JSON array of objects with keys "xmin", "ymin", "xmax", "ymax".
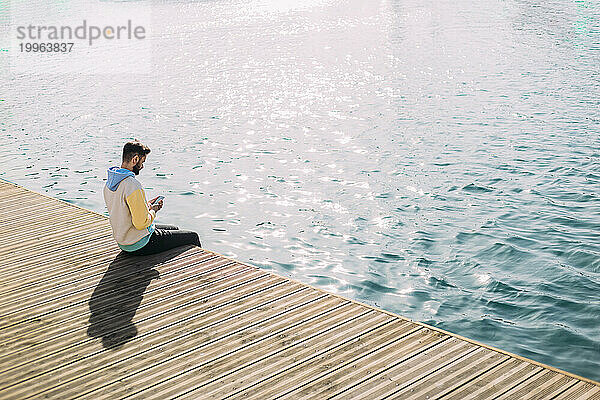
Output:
[{"xmin": 122, "ymin": 141, "xmax": 151, "ymax": 162}]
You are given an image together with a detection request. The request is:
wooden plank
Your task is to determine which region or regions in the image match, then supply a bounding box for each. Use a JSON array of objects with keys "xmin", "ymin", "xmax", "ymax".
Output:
[
  {"xmin": 0, "ymin": 197, "xmax": 59, "ymax": 222},
  {"xmin": 76, "ymin": 296, "xmax": 357, "ymax": 399},
  {"xmin": 0, "ymin": 211, "xmax": 103, "ymax": 243},
  {"xmin": 0, "ymin": 251, "xmax": 213, "ymax": 317},
  {"xmin": 279, "ymin": 328, "xmax": 450, "ymax": 399},
  {"xmin": 0, "ymin": 200, "xmax": 90, "ymax": 228},
  {"xmin": 555, "ymin": 381, "xmax": 600, "ymax": 400},
  {"xmin": 333, "ymin": 337, "xmax": 477, "ymax": 400},
  {"xmin": 5, "ymin": 280, "xmax": 317, "ymax": 399},
  {"xmin": 0, "ymin": 229, "xmax": 115, "ymax": 271},
  {"xmin": 0, "ymin": 189, "xmax": 51, "ymax": 203},
  {"xmin": 214, "ymin": 324, "xmax": 435, "ymax": 399},
  {"xmin": 124, "ymin": 303, "xmax": 381, "ymax": 399},
  {"xmin": 382, "ymin": 347, "xmax": 508, "ymax": 399},
  {"xmin": 0, "ymin": 257, "xmax": 247, "ymax": 361},
  {"xmin": 440, "ymin": 357, "xmax": 543, "ymax": 400},
  {"xmin": 177, "ymin": 310, "xmax": 394, "ymax": 399},
  {"xmin": 0, "ymin": 194, "xmax": 93, "ymax": 220},
  {"xmin": 495, "ymin": 369, "xmax": 579, "ymax": 400},
  {"xmin": 36, "ymin": 286, "xmax": 324, "ymax": 399},
  {"xmin": 0, "ymin": 243, "xmax": 157, "ymax": 304},
  {"xmin": 0, "ymin": 255, "xmax": 227, "ymax": 362},
  {"xmin": 0, "ymin": 218, "xmax": 108, "ymax": 253}
]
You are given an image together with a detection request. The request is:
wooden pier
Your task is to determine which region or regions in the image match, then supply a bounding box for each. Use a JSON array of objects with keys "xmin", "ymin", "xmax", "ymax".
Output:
[{"xmin": 0, "ymin": 178, "xmax": 598, "ymax": 399}]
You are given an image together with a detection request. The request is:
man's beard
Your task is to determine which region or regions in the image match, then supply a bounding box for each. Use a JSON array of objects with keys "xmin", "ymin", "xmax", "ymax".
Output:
[{"xmin": 132, "ymin": 162, "xmax": 142, "ymax": 175}]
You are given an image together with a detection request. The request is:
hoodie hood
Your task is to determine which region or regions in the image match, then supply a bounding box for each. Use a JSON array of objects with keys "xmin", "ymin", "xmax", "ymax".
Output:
[{"xmin": 106, "ymin": 167, "xmax": 135, "ymax": 191}]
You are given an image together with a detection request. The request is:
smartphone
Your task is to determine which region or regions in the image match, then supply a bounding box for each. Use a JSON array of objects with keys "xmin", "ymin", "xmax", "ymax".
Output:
[{"xmin": 151, "ymin": 196, "xmax": 165, "ymax": 204}]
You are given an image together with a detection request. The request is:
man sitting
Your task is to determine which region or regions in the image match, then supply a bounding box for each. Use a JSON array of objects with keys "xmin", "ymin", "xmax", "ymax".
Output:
[{"xmin": 103, "ymin": 140, "xmax": 201, "ymax": 256}]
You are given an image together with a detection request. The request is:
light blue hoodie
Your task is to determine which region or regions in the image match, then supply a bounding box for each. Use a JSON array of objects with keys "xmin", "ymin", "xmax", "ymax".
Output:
[
  {"xmin": 104, "ymin": 166, "xmax": 155, "ymax": 251},
  {"xmin": 106, "ymin": 167, "xmax": 135, "ymax": 191}
]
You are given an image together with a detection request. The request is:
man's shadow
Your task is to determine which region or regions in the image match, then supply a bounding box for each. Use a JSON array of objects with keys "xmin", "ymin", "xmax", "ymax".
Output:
[{"xmin": 87, "ymin": 246, "xmax": 193, "ymax": 349}]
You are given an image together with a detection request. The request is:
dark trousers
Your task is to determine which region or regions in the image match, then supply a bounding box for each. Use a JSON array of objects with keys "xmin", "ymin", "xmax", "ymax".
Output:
[{"xmin": 125, "ymin": 224, "xmax": 201, "ymax": 256}]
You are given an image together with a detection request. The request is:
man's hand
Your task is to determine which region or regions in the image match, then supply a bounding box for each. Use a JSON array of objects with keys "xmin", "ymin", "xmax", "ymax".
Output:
[
  {"xmin": 149, "ymin": 197, "xmax": 163, "ymax": 212},
  {"xmin": 151, "ymin": 200, "xmax": 163, "ymax": 212}
]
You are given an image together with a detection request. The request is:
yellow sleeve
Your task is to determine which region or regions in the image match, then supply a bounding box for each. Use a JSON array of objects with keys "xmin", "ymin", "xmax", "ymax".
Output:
[{"xmin": 125, "ymin": 188, "xmax": 155, "ymax": 230}]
